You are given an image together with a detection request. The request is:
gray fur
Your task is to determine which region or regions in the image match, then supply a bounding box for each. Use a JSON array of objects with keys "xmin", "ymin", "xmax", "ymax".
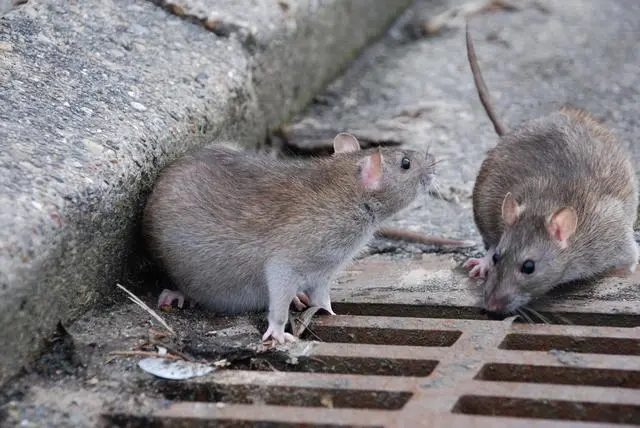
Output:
[
  {"xmin": 473, "ymin": 108, "xmax": 638, "ymax": 313},
  {"xmin": 143, "ymin": 141, "xmax": 435, "ymax": 340},
  {"xmin": 466, "ymin": 22, "xmax": 638, "ymax": 313}
]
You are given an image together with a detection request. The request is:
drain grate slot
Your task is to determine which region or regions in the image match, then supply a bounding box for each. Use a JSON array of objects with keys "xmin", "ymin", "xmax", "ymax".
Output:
[
  {"xmin": 331, "ymin": 303, "xmax": 640, "ymax": 327},
  {"xmin": 475, "ymin": 363, "xmax": 640, "ymax": 389},
  {"xmin": 332, "ymin": 303, "xmax": 486, "ymax": 320},
  {"xmin": 101, "ymin": 414, "xmax": 380, "ymax": 428},
  {"xmin": 233, "ymin": 354, "xmax": 438, "ymax": 377},
  {"xmin": 155, "ymin": 382, "xmax": 412, "ymax": 410},
  {"xmin": 301, "ymin": 326, "xmax": 461, "ymax": 346},
  {"xmin": 499, "ymin": 334, "xmax": 640, "ymax": 355},
  {"xmin": 452, "ymin": 395, "xmax": 640, "ymax": 424}
]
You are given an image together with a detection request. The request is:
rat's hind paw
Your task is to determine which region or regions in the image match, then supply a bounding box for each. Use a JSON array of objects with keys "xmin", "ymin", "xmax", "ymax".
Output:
[
  {"xmin": 261, "ymin": 324, "xmax": 298, "ymax": 344},
  {"xmin": 291, "ymin": 292, "xmax": 311, "ymax": 311},
  {"xmin": 463, "ymin": 256, "xmax": 491, "ymax": 279},
  {"xmin": 157, "ymin": 289, "xmax": 186, "ymax": 308}
]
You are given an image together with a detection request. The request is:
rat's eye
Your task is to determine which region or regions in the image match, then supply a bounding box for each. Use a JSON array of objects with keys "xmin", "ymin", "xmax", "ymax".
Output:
[
  {"xmin": 492, "ymin": 252, "xmax": 499, "ymax": 264},
  {"xmin": 401, "ymin": 157, "xmax": 411, "ymax": 169},
  {"xmin": 521, "ymin": 260, "xmax": 535, "ymax": 274}
]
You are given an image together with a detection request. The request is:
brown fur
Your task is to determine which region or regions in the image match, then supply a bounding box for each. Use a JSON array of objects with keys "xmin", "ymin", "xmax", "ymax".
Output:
[{"xmin": 465, "ymin": 22, "xmax": 638, "ymax": 313}]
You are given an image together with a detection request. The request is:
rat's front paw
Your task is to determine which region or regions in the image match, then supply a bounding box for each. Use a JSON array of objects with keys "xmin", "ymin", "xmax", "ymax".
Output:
[
  {"xmin": 261, "ymin": 324, "xmax": 298, "ymax": 344},
  {"xmin": 463, "ymin": 256, "xmax": 491, "ymax": 279}
]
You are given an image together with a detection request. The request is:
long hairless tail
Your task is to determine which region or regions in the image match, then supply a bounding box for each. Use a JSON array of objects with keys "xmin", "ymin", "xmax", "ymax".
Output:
[
  {"xmin": 377, "ymin": 227, "xmax": 476, "ymax": 248},
  {"xmin": 465, "ymin": 22, "xmax": 507, "ymax": 137}
]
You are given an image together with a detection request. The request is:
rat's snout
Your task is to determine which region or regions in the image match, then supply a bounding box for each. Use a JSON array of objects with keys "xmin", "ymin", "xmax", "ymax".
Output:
[{"xmin": 484, "ymin": 291, "xmax": 512, "ymax": 313}]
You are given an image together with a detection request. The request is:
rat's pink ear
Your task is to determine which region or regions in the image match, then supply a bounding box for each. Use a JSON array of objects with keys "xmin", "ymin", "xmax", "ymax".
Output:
[
  {"xmin": 501, "ymin": 193, "xmax": 524, "ymax": 225},
  {"xmin": 546, "ymin": 207, "xmax": 578, "ymax": 248},
  {"xmin": 333, "ymin": 132, "xmax": 361, "ymax": 154},
  {"xmin": 359, "ymin": 151, "xmax": 383, "ymax": 190}
]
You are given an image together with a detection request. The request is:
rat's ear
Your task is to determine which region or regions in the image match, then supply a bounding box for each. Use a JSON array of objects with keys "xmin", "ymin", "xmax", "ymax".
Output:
[
  {"xmin": 546, "ymin": 207, "xmax": 578, "ymax": 248},
  {"xmin": 333, "ymin": 132, "xmax": 361, "ymax": 154},
  {"xmin": 501, "ymin": 193, "xmax": 524, "ymax": 225},
  {"xmin": 359, "ymin": 151, "xmax": 383, "ymax": 190}
]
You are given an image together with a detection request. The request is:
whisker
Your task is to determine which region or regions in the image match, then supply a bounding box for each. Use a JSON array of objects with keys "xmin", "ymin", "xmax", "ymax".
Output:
[
  {"xmin": 523, "ymin": 306, "xmax": 551, "ymax": 324},
  {"xmin": 522, "ymin": 306, "xmax": 551, "ymax": 324},
  {"xmin": 516, "ymin": 308, "xmax": 533, "ymax": 324},
  {"xmin": 551, "ymin": 313, "xmax": 574, "ymax": 325},
  {"xmin": 427, "ymin": 159, "xmax": 447, "ymax": 168},
  {"xmin": 429, "ymin": 177, "xmax": 444, "ymax": 200}
]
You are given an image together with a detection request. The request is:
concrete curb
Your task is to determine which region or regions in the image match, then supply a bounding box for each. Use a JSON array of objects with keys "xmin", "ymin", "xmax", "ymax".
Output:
[{"xmin": 0, "ymin": 0, "xmax": 413, "ymax": 386}]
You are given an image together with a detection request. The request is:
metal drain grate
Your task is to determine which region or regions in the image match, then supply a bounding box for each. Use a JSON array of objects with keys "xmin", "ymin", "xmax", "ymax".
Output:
[{"xmin": 102, "ymin": 304, "xmax": 640, "ymax": 427}]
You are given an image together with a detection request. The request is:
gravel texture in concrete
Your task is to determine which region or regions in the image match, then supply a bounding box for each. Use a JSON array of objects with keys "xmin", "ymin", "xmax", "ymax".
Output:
[{"xmin": 0, "ymin": 0, "xmax": 412, "ymax": 386}]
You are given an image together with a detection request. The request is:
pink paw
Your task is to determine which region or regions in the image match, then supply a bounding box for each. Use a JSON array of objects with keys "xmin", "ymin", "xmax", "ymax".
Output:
[
  {"xmin": 291, "ymin": 292, "xmax": 311, "ymax": 311},
  {"xmin": 157, "ymin": 289, "xmax": 186, "ymax": 308},
  {"xmin": 463, "ymin": 256, "xmax": 491, "ymax": 279},
  {"xmin": 261, "ymin": 324, "xmax": 297, "ymax": 344}
]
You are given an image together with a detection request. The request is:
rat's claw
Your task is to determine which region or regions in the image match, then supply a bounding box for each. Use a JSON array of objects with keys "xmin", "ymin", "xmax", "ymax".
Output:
[
  {"xmin": 158, "ymin": 289, "xmax": 186, "ymax": 308},
  {"xmin": 469, "ymin": 264, "xmax": 487, "ymax": 278},
  {"xmin": 261, "ymin": 325, "xmax": 298, "ymax": 344},
  {"xmin": 291, "ymin": 295, "xmax": 307, "ymax": 311},
  {"xmin": 463, "ymin": 258, "xmax": 480, "ymax": 268},
  {"xmin": 292, "ymin": 291, "xmax": 311, "ymax": 311},
  {"xmin": 464, "ymin": 256, "xmax": 491, "ymax": 279}
]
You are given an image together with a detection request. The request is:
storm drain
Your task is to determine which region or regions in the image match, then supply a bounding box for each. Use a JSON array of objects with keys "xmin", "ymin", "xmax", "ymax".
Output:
[{"xmin": 102, "ymin": 304, "xmax": 640, "ymax": 427}]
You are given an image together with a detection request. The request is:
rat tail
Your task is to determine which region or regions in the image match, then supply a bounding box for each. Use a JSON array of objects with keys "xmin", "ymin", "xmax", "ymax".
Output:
[{"xmin": 466, "ymin": 21, "xmax": 508, "ymax": 137}]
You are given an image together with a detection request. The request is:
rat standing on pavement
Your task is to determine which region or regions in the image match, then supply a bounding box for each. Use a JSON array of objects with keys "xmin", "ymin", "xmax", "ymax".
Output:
[
  {"xmin": 462, "ymin": 23, "xmax": 638, "ymax": 314},
  {"xmin": 143, "ymin": 133, "xmax": 438, "ymax": 343}
]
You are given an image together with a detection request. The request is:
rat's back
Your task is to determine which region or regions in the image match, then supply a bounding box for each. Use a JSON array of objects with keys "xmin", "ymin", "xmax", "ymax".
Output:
[
  {"xmin": 472, "ymin": 108, "xmax": 637, "ymax": 247},
  {"xmin": 143, "ymin": 145, "xmax": 297, "ymax": 313},
  {"xmin": 143, "ymin": 145, "xmax": 366, "ymax": 314}
]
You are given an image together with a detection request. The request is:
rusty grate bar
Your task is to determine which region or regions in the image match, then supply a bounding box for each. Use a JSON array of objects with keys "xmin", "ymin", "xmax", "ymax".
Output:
[{"xmin": 102, "ymin": 307, "xmax": 640, "ymax": 427}]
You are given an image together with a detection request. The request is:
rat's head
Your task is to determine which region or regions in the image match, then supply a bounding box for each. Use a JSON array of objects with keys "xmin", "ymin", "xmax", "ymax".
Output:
[
  {"xmin": 333, "ymin": 133, "xmax": 436, "ymax": 217},
  {"xmin": 484, "ymin": 192, "xmax": 578, "ymax": 314}
]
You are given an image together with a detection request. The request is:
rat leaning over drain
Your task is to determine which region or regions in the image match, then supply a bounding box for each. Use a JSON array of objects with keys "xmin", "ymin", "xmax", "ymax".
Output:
[
  {"xmin": 461, "ymin": 22, "xmax": 638, "ymax": 314},
  {"xmin": 143, "ymin": 133, "xmax": 440, "ymax": 343}
]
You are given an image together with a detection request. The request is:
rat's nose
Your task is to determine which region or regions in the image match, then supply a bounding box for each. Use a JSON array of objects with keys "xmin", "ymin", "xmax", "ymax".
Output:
[{"xmin": 485, "ymin": 293, "xmax": 510, "ymax": 313}]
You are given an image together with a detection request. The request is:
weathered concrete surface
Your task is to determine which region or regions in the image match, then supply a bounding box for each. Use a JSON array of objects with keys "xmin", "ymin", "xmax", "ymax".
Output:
[{"xmin": 0, "ymin": 0, "xmax": 413, "ymax": 386}]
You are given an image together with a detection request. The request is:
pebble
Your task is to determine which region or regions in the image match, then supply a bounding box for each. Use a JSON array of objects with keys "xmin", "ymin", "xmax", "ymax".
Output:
[{"xmin": 130, "ymin": 101, "xmax": 147, "ymax": 112}]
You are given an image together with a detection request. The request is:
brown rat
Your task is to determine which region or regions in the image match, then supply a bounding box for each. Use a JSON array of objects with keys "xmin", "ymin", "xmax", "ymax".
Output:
[
  {"xmin": 143, "ymin": 133, "xmax": 437, "ymax": 343},
  {"xmin": 463, "ymin": 22, "xmax": 638, "ymax": 314}
]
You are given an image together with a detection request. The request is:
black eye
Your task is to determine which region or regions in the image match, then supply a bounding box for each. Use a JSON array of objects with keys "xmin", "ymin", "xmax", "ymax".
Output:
[
  {"xmin": 492, "ymin": 252, "xmax": 499, "ymax": 265},
  {"xmin": 521, "ymin": 260, "xmax": 535, "ymax": 274},
  {"xmin": 401, "ymin": 157, "xmax": 411, "ymax": 169}
]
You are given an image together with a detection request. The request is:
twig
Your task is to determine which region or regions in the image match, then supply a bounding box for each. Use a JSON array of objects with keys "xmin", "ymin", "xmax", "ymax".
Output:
[
  {"xmin": 109, "ymin": 350, "xmax": 182, "ymax": 361},
  {"xmin": 116, "ymin": 283, "xmax": 176, "ymax": 335}
]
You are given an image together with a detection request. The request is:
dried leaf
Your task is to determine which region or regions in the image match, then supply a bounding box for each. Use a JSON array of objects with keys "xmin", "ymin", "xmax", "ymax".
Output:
[
  {"xmin": 138, "ymin": 358, "xmax": 214, "ymax": 380},
  {"xmin": 291, "ymin": 306, "xmax": 323, "ymax": 337}
]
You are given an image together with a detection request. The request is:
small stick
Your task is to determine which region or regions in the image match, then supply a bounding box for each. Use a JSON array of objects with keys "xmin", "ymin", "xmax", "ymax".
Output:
[
  {"xmin": 116, "ymin": 283, "xmax": 176, "ymax": 335},
  {"xmin": 109, "ymin": 350, "xmax": 183, "ymax": 360}
]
